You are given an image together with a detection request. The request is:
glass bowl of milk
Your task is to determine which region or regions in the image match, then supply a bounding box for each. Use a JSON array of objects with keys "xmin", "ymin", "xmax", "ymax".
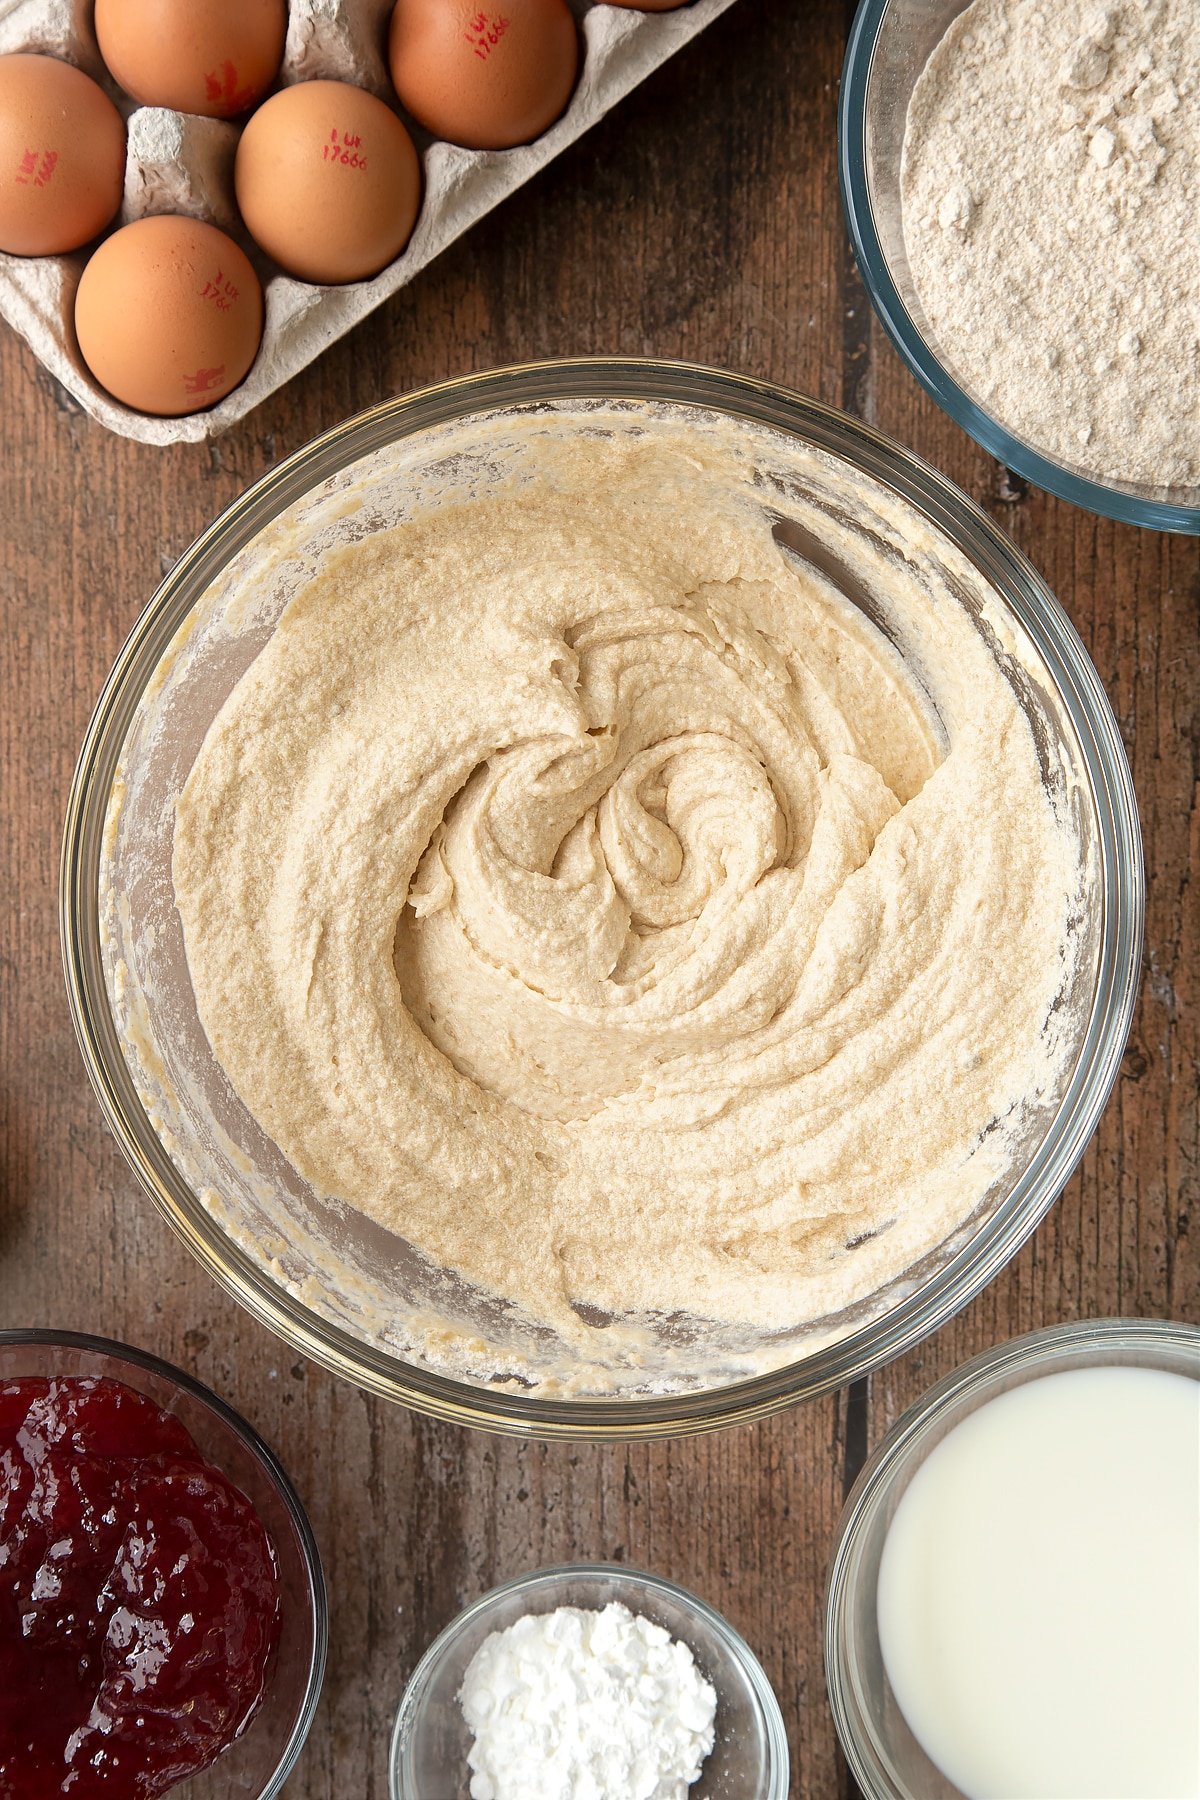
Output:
[{"xmin": 824, "ymin": 1318, "xmax": 1200, "ymax": 1800}]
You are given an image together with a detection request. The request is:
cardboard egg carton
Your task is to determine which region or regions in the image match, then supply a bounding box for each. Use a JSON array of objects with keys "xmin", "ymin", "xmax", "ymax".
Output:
[{"xmin": 0, "ymin": 0, "xmax": 737, "ymax": 442}]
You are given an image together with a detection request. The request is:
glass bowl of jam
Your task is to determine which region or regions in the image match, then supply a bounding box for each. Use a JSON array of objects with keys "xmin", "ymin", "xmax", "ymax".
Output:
[{"xmin": 0, "ymin": 1328, "xmax": 326, "ymax": 1799}]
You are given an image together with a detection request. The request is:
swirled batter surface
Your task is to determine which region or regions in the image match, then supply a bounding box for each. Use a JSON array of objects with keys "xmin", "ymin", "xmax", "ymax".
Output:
[{"xmin": 174, "ymin": 420, "xmax": 1082, "ymax": 1361}]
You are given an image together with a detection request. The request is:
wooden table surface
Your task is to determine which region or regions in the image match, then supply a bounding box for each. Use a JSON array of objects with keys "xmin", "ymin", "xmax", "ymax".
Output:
[{"xmin": 2, "ymin": 3, "xmax": 1196, "ymax": 1795}]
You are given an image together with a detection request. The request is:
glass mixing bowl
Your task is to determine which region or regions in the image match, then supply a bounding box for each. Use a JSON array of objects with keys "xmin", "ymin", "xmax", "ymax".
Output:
[
  {"xmin": 61, "ymin": 358, "xmax": 1143, "ymax": 1438},
  {"xmin": 839, "ymin": 0, "xmax": 1200, "ymax": 535},
  {"xmin": 389, "ymin": 1563, "xmax": 789, "ymax": 1800},
  {"xmin": 823, "ymin": 1317, "xmax": 1200, "ymax": 1800},
  {"xmin": 0, "ymin": 1328, "xmax": 327, "ymax": 1799}
]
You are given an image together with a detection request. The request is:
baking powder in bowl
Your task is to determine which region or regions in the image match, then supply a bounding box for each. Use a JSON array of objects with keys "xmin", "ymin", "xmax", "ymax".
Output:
[{"xmin": 459, "ymin": 1602, "xmax": 717, "ymax": 1800}]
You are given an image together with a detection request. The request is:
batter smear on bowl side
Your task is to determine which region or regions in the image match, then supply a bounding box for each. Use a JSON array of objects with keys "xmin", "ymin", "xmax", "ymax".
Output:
[{"xmin": 171, "ymin": 418, "xmax": 1084, "ymax": 1372}]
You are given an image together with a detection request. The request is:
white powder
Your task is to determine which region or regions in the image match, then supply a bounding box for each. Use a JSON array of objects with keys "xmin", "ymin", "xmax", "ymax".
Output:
[
  {"xmin": 458, "ymin": 1602, "xmax": 718, "ymax": 1800},
  {"xmin": 901, "ymin": 0, "xmax": 1199, "ymax": 494}
]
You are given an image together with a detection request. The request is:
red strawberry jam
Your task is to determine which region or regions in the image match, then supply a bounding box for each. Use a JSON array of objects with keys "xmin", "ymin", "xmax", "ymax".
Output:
[{"xmin": 0, "ymin": 1375, "xmax": 280, "ymax": 1798}]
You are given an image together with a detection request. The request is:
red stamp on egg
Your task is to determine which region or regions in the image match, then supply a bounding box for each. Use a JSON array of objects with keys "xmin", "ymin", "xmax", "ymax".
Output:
[
  {"xmin": 15, "ymin": 148, "xmax": 57, "ymax": 188},
  {"xmin": 322, "ymin": 127, "xmax": 368, "ymax": 171},
  {"xmin": 465, "ymin": 12, "xmax": 510, "ymax": 59},
  {"xmin": 200, "ymin": 268, "xmax": 239, "ymax": 311},
  {"xmin": 204, "ymin": 61, "xmax": 255, "ymax": 114},
  {"xmin": 183, "ymin": 364, "xmax": 227, "ymax": 395}
]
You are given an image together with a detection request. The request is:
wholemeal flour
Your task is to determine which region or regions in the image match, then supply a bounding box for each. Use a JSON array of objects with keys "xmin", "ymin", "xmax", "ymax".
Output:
[
  {"xmin": 459, "ymin": 1603, "xmax": 717, "ymax": 1800},
  {"xmin": 902, "ymin": 0, "xmax": 1199, "ymax": 493}
]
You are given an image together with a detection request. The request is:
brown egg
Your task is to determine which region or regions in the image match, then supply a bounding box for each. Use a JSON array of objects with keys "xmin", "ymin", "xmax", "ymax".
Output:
[
  {"xmin": 388, "ymin": 0, "xmax": 578, "ymax": 151},
  {"xmin": 94, "ymin": 0, "xmax": 286, "ymax": 119},
  {"xmin": 235, "ymin": 80, "xmax": 421, "ymax": 285},
  {"xmin": 74, "ymin": 215, "xmax": 263, "ymax": 414},
  {"xmin": 0, "ymin": 54, "xmax": 125, "ymax": 256}
]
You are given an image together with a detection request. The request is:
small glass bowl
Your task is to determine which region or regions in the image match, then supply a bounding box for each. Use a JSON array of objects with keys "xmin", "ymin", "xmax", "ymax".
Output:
[
  {"xmin": 0, "ymin": 1328, "xmax": 328, "ymax": 1799},
  {"xmin": 390, "ymin": 1562, "xmax": 789, "ymax": 1799},
  {"xmin": 839, "ymin": 0, "xmax": 1200, "ymax": 534},
  {"xmin": 824, "ymin": 1317, "xmax": 1200, "ymax": 1799}
]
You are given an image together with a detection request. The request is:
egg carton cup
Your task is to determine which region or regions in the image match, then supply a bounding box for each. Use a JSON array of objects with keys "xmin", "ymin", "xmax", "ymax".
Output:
[{"xmin": 0, "ymin": 0, "xmax": 738, "ymax": 443}]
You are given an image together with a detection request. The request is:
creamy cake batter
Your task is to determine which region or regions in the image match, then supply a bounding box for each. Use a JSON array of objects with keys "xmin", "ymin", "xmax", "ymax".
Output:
[{"xmin": 173, "ymin": 420, "xmax": 1083, "ymax": 1360}]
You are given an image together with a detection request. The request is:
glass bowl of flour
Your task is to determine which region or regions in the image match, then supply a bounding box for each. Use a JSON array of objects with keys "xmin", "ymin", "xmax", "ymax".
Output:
[
  {"xmin": 61, "ymin": 359, "xmax": 1142, "ymax": 1437},
  {"xmin": 840, "ymin": 0, "xmax": 1200, "ymax": 533},
  {"xmin": 389, "ymin": 1563, "xmax": 789, "ymax": 1800}
]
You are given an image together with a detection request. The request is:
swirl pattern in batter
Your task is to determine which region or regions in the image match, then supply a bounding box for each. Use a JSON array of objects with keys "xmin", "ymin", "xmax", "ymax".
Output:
[{"xmin": 173, "ymin": 419, "xmax": 1082, "ymax": 1367}]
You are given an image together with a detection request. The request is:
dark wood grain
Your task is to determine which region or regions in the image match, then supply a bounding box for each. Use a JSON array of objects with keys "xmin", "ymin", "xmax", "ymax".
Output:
[{"xmin": 1, "ymin": 4, "xmax": 1196, "ymax": 1795}]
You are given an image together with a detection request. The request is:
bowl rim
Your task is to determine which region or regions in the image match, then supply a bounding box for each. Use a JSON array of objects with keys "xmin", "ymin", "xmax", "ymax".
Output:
[
  {"xmin": 838, "ymin": 0, "xmax": 1200, "ymax": 537},
  {"xmin": 823, "ymin": 1315, "xmax": 1200, "ymax": 1800},
  {"xmin": 0, "ymin": 1325, "xmax": 328, "ymax": 1799},
  {"xmin": 60, "ymin": 355, "xmax": 1144, "ymax": 1441},
  {"xmin": 388, "ymin": 1558, "xmax": 790, "ymax": 1800}
]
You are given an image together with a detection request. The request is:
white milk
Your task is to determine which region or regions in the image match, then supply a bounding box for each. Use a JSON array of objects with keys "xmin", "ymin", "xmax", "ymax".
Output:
[{"xmin": 876, "ymin": 1364, "xmax": 1200, "ymax": 1800}]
